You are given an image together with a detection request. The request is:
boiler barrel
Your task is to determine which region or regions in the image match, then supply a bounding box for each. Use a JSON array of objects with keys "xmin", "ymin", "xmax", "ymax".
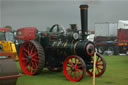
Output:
[{"xmin": 52, "ymin": 40, "xmax": 95, "ymax": 57}]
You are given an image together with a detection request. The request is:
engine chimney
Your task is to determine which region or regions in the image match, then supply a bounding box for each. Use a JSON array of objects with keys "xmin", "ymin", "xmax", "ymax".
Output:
[{"xmin": 80, "ymin": 5, "xmax": 88, "ymax": 40}]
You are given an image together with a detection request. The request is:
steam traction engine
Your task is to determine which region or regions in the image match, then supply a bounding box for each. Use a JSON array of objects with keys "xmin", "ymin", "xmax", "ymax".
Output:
[{"xmin": 19, "ymin": 5, "xmax": 106, "ymax": 81}]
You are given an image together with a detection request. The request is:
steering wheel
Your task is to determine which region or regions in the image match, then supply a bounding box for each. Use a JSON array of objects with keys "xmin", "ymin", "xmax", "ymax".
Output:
[{"xmin": 49, "ymin": 24, "xmax": 66, "ymax": 34}]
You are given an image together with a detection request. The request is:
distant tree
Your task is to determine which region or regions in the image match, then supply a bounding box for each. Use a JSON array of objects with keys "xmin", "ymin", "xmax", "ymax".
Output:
[{"xmin": 4, "ymin": 25, "xmax": 12, "ymax": 31}]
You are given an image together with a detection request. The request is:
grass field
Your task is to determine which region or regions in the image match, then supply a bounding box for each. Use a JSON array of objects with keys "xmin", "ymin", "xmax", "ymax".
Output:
[{"xmin": 16, "ymin": 55, "xmax": 128, "ymax": 85}]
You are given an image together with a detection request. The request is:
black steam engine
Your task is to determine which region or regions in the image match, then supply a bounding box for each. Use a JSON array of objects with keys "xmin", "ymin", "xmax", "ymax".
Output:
[{"xmin": 19, "ymin": 5, "xmax": 106, "ymax": 81}]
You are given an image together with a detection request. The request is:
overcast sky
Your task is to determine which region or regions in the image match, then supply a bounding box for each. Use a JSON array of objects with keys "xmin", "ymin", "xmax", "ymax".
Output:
[{"xmin": 0, "ymin": 0, "xmax": 128, "ymax": 31}]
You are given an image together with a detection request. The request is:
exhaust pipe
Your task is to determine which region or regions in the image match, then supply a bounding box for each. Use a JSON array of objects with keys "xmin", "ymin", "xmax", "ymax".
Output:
[
  {"xmin": 70, "ymin": 24, "xmax": 77, "ymax": 32},
  {"xmin": 80, "ymin": 5, "xmax": 88, "ymax": 40}
]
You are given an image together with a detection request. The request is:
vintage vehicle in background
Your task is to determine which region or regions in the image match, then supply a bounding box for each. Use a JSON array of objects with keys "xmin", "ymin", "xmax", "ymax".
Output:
[
  {"xmin": 19, "ymin": 5, "xmax": 106, "ymax": 81},
  {"xmin": 15, "ymin": 27, "xmax": 38, "ymax": 55},
  {"xmin": 0, "ymin": 27, "xmax": 18, "ymax": 60},
  {"xmin": 0, "ymin": 27, "xmax": 21, "ymax": 85},
  {"xmin": 95, "ymin": 20, "xmax": 128, "ymax": 55},
  {"xmin": 16, "ymin": 27, "xmax": 38, "ymax": 40}
]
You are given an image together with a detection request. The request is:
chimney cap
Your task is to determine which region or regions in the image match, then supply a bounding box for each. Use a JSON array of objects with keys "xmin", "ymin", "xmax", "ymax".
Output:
[{"xmin": 80, "ymin": 5, "xmax": 88, "ymax": 9}]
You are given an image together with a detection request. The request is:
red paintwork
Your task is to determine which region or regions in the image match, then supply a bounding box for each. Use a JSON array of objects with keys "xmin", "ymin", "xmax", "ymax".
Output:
[
  {"xmin": 16, "ymin": 27, "xmax": 37, "ymax": 40},
  {"xmin": 86, "ymin": 43, "xmax": 95, "ymax": 55},
  {"xmin": 63, "ymin": 56, "xmax": 84, "ymax": 82},
  {"xmin": 0, "ymin": 28, "xmax": 11, "ymax": 31},
  {"xmin": 0, "ymin": 52, "xmax": 15, "ymax": 59},
  {"xmin": 117, "ymin": 29, "xmax": 128, "ymax": 41},
  {"xmin": 19, "ymin": 41, "xmax": 39, "ymax": 75}
]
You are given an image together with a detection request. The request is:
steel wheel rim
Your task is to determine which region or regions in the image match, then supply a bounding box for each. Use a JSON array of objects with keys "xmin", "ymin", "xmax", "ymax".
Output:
[
  {"xmin": 87, "ymin": 53, "xmax": 106, "ymax": 77},
  {"xmin": 63, "ymin": 56, "xmax": 85, "ymax": 81},
  {"xmin": 19, "ymin": 41, "xmax": 39, "ymax": 75}
]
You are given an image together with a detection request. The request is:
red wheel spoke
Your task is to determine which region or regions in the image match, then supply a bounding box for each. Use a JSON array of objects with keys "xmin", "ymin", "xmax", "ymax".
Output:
[
  {"xmin": 77, "ymin": 65, "xmax": 82, "ymax": 68},
  {"xmin": 22, "ymin": 58, "xmax": 29, "ymax": 65},
  {"xmin": 77, "ymin": 59, "xmax": 80, "ymax": 64},
  {"xmin": 68, "ymin": 62, "xmax": 73, "ymax": 66},
  {"xmin": 25, "ymin": 62, "xmax": 31, "ymax": 68},
  {"xmin": 71, "ymin": 58, "xmax": 74, "ymax": 65},
  {"xmin": 33, "ymin": 61, "xmax": 38, "ymax": 70},
  {"xmin": 76, "ymin": 68, "xmax": 83, "ymax": 72},
  {"xmin": 67, "ymin": 69, "xmax": 72, "ymax": 74},
  {"xmin": 67, "ymin": 63, "xmax": 72, "ymax": 67},
  {"xmin": 31, "ymin": 62, "xmax": 36, "ymax": 68},
  {"xmin": 32, "ymin": 56, "xmax": 39, "ymax": 59},
  {"xmin": 66, "ymin": 65, "xmax": 71, "ymax": 68},
  {"xmin": 24, "ymin": 60, "xmax": 30, "ymax": 66},
  {"xmin": 28, "ymin": 62, "xmax": 31, "ymax": 67},
  {"xmin": 97, "ymin": 64, "xmax": 104, "ymax": 66},
  {"xmin": 67, "ymin": 70, "xmax": 73, "ymax": 76},
  {"xmin": 23, "ymin": 48, "xmax": 29, "ymax": 53},
  {"xmin": 28, "ymin": 43, "xmax": 31, "ymax": 53},
  {"xmin": 34, "ymin": 62, "xmax": 38, "ymax": 68},
  {"xmin": 97, "ymin": 67, "xmax": 100, "ymax": 73},
  {"xmin": 96, "ymin": 57, "xmax": 99, "ymax": 61},
  {"xmin": 24, "ymin": 62, "xmax": 28, "ymax": 66},
  {"xmin": 73, "ymin": 72, "xmax": 76, "ymax": 79},
  {"xmin": 24, "ymin": 52, "xmax": 28, "ymax": 57},
  {"xmin": 77, "ymin": 70, "xmax": 81, "ymax": 75},
  {"xmin": 75, "ymin": 72, "xmax": 79, "ymax": 79},
  {"xmin": 31, "ymin": 52, "xmax": 38, "ymax": 57},
  {"xmin": 75, "ymin": 58, "xmax": 79, "ymax": 66},
  {"xmin": 77, "ymin": 70, "xmax": 82, "ymax": 76},
  {"xmin": 75, "ymin": 71, "xmax": 79, "ymax": 79},
  {"xmin": 30, "ymin": 46, "xmax": 35, "ymax": 55},
  {"xmin": 70, "ymin": 71, "xmax": 73, "ymax": 75},
  {"xmin": 97, "ymin": 59, "xmax": 102, "ymax": 63},
  {"xmin": 97, "ymin": 66, "xmax": 103, "ymax": 70},
  {"xmin": 73, "ymin": 71, "xmax": 79, "ymax": 79},
  {"xmin": 32, "ymin": 58, "xmax": 39, "ymax": 63}
]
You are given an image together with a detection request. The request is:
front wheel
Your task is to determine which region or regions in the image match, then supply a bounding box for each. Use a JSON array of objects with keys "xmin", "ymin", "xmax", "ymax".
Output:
[
  {"xmin": 87, "ymin": 53, "xmax": 106, "ymax": 77},
  {"xmin": 63, "ymin": 56, "xmax": 86, "ymax": 82}
]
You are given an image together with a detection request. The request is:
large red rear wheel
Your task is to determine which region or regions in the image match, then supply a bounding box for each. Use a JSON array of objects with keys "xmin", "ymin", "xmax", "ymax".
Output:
[
  {"xmin": 19, "ymin": 40, "xmax": 45, "ymax": 75},
  {"xmin": 87, "ymin": 53, "xmax": 106, "ymax": 77},
  {"xmin": 63, "ymin": 56, "xmax": 86, "ymax": 82}
]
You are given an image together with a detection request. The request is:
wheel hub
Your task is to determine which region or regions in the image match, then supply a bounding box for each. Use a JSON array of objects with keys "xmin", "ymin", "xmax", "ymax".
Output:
[
  {"xmin": 71, "ymin": 67, "xmax": 75, "ymax": 71},
  {"xmin": 27, "ymin": 55, "xmax": 31, "ymax": 61}
]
